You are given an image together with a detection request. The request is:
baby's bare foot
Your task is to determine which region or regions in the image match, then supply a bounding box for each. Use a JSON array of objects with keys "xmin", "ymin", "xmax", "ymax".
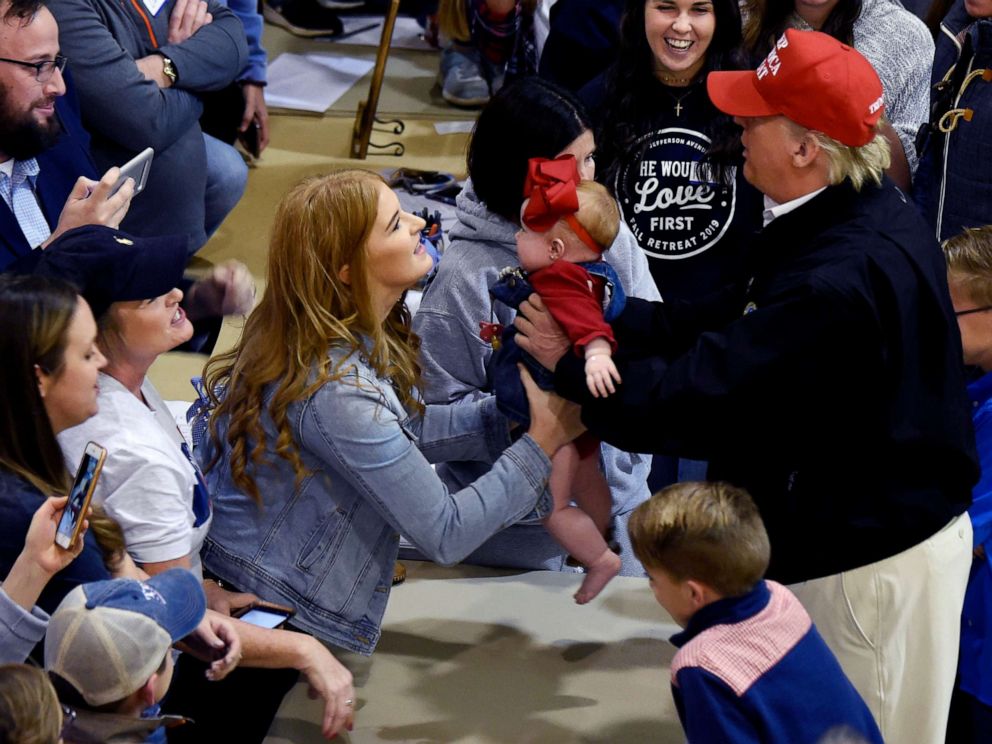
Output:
[{"xmin": 574, "ymin": 549, "xmax": 622, "ymax": 604}]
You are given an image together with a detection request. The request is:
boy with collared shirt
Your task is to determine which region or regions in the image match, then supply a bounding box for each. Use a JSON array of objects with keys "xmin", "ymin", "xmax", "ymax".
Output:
[{"xmin": 628, "ymin": 482, "xmax": 882, "ymax": 744}]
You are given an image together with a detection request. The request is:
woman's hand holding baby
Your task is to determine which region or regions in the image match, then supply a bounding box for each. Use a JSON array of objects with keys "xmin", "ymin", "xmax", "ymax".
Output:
[{"xmin": 520, "ymin": 364, "xmax": 586, "ymax": 458}]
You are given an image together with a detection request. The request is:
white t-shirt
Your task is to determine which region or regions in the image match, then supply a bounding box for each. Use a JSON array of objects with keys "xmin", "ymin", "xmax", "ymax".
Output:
[{"xmin": 58, "ymin": 373, "xmax": 212, "ymax": 581}]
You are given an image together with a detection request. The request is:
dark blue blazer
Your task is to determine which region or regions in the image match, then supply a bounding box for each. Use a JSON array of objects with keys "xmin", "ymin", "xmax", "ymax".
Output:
[{"xmin": 0, "ymin": 74, "xmax": 98, "ymax": 272}]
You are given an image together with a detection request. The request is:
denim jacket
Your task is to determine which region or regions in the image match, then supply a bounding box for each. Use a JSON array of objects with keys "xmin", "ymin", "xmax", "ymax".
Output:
[{"xmin": 199, "ymin": 344, "xmax": 552, "ymax": 655}]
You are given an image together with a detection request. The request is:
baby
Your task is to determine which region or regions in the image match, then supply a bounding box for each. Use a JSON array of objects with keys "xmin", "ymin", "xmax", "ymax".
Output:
[{"xmin": 484, "ymin": 155, "xmax": 624, "ymax": 603}]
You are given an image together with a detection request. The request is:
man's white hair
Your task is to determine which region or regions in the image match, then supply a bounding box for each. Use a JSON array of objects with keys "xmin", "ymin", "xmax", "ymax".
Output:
[{"xmin": 790, "ymin": 119, "xmax": 892, "ymax": 191}]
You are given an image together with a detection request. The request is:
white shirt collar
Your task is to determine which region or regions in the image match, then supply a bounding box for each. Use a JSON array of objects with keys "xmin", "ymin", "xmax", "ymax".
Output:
[{"xmin": 762, "ymin": 187, "xmax": 828, "ymax": 227}]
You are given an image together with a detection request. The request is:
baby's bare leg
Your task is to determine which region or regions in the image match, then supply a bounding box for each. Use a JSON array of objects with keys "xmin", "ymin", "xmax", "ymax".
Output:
[{"xmin": 544, "ymin": 444, "xmax": 621, "ymax": 604}]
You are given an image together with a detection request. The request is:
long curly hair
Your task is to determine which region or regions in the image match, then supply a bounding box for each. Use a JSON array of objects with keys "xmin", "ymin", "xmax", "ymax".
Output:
[
  {"xmin": 203, "ymin": 170, "xmax": 424, "ymax": 505},
  {"xmin": 597, "ymin": 0, "xmax": 749, "ymax": 189}
]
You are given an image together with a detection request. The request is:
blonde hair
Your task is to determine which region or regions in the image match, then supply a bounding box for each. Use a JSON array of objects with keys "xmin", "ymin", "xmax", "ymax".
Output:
[
  {"xmin": 944, "ymin": 226, "xmax": 992, "ymax": 306},
  {"xmin": 628, "ymin": 481, "xmax": 770, "ymax": 597},
  {"xmin": 801, "ymin": 120, "xmax": 891, "ymax": 191},
  {"xmin": 203, "ymin": 171, "xmax": 424, "ymax": 505},
  {"xmin": 547, "ymin": 181, "xmax": 621, "ymax": 252},
  {"xmin": 0, "ymin": 664, "xmax": 61, "ymax": 744},
  {"xmin": 573, "ymin": 181, "xmax": 620, "ymax": 250}
]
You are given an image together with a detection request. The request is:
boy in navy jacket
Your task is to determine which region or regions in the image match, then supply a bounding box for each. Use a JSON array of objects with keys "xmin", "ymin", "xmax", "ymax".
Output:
[{"xmin": 628, "ymin": 482, "xmax": 883, "ymax": 743}]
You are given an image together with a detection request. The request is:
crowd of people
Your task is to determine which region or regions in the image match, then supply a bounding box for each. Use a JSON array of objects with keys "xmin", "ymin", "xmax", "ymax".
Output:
[{"xmin": 1, "ymin": 0, "xmax": 992, "ymax": 743}]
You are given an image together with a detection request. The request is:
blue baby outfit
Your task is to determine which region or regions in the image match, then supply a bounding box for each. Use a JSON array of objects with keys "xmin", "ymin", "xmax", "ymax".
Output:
[{"xmin": 487, "ymin": 260, "xmax": 625, "ymax": 424}]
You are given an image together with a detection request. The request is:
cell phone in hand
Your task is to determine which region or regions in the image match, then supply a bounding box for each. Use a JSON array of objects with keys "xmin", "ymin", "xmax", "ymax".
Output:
[
  {"xmin": 233, "ymin": 600, "xmax": 295, "ymax": 629},
  {"xmin": 239, "ymin": 121, "xmax": 260, "ymax": 159},
  {"xmin": 110, "ymin": 147, "xmax": 154, "ymax": 198},
  {"xmin": 55, "ymin": 441, "xmax": 106, "ymax": 549}
]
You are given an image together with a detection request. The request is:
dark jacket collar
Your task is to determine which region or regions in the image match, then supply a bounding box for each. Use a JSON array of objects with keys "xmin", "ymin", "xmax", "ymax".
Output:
[
  {"xmin": 62, "ymin": 707, "xmax": 189, "ymax": 744},
  {"xmin": 670, "ymin": 580, "xmax": 771, "ymax": 649},
  {"xmin": 748, "ymin": 178, "xmax": 898, "ymax": 277}
]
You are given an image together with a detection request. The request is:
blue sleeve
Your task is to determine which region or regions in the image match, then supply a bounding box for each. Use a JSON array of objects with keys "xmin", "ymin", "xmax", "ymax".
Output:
[
  {"xmin": 419, "ymin": 396, "xmax": 513, "ymax": 465},
  {"xmin": 212, "ymin": 0, "xmax": 267, "ymax": 82},
  {"xmin": 49, "ymin": 0, "xmax": 204, "ymax": 152},
  {"xmin": 971, "ymin": 402, "xmax": 992, "ymax": 548},
  {"xmin": 156, "ymin": 0, "xmax": 249, "ymax": 91},
  {"xmin": 0, "ymin": 588, "xmax": 49, "ymax": 664},
  {"xmin": 674, "ymin": 668, "xmax": 761, "ymax": 743},
  {"xmin": 296, "ymin": 372, "xmax": 552, "ymax": 566}
]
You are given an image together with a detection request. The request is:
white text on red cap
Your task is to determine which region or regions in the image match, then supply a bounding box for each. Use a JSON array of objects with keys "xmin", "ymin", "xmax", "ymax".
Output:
[{"xmin": 756, "ymin": 34, "xmax": 790, "ymax": 80}]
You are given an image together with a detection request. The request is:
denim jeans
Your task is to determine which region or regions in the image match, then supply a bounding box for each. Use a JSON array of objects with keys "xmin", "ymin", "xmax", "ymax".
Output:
[{"xmin": 202, "ymin": 133, "xmax": 248, "ymax": 243}]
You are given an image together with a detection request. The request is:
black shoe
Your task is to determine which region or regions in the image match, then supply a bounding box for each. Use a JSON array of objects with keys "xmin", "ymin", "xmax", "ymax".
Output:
[{"xmin": 263, "ymin": 0, "xmax": 343, "ymax": 37}]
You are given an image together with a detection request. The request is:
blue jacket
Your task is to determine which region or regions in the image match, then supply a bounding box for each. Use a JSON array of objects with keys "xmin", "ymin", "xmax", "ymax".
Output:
[
  {"xmin": 217, "ymin": 0, "xmax": 266, "ymax": 83},
  {"xmin": 199, "ymin": 343, "xmax": 553, "ymax": 655},
  {"xmin": 914, "ymin": 1, "xmax": 992, "ymax": 241},
  {"xmin": 0, "ymin": 469, "xmax": 111, "ymax": 618},
  {"xmin": 488, "ymin": 261, "xmax": 625, "ymax": 424},
  {"xmin": 555, "ymin": 179, "xmax": 976, "ymax": 582},
  {"xmin": 960, "ymin": 372, "xmax": 992, "ymax": 705},
  {"xmin": 0, "ymin": 83, "xmax": 97, "ymax": 272},
  {"xmin": 670, "ymin": 581, "xmax": 883, "ymax": 743}
]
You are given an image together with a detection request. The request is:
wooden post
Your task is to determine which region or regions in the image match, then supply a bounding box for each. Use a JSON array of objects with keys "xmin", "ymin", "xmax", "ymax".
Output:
[{"xmin": 351, "ymin": 0, "xmax": 402, "ymax": 159}]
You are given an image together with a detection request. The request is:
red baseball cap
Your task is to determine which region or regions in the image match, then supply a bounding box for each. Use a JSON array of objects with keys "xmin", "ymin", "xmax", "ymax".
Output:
[{"xmin": 707, "ymin": 29, "xmax": 885, "ymax": 147}]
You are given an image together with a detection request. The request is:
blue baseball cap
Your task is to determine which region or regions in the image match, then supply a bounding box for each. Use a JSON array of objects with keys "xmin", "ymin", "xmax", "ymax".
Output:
[
  {"xmin": 32, "ymin": 224, "xmax": 187, "ymax": 320},
  {"xmin": 45, "ymin": 569, "xmax": 206, "ymax": 706}
]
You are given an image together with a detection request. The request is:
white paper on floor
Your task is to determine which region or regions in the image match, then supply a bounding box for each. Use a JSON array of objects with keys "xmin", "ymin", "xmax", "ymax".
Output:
[
  {"xmin": 266, "ymin": 53, "xmax": 375, "ymax": 113},
  {"xmin": 433, "ymin": 120, "xmax": 476, "ymax": 135}
]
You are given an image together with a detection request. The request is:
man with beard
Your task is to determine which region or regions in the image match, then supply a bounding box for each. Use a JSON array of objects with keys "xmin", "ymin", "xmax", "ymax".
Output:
[
  {"xmin": 0, "ymin": 0, "xmax": 133, "ymax": 271},
  {"xmin": 0, "ymin": 1, "xmax": 256, "ymax": 338}
]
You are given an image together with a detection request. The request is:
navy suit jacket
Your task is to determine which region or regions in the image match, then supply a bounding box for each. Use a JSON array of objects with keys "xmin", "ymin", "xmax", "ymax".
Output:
[{"xmin": 0, "ymin": 77, "xmax": 98, "ymax": 272}]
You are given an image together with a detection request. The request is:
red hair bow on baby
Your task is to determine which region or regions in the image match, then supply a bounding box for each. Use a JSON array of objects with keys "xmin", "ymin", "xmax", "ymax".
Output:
[
  {"xmin": 521, "ymin": 155, "xmax": 603, "ymax": 252},
  {"xmin": 521, "ymin": 155, "xmax": 582, "ymax": 233}
]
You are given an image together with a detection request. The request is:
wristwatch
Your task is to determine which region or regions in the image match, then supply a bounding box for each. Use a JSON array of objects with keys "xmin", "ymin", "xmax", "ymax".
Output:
[{"xmin": 160, "ymin": 55, "xmax": 177, "ymax": 85}]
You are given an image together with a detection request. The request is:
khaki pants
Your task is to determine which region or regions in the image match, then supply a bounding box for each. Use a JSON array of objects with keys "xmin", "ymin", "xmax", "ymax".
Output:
[{"xmin": 789, "ymin": 513, "xmax": 972, "ymax": 744}]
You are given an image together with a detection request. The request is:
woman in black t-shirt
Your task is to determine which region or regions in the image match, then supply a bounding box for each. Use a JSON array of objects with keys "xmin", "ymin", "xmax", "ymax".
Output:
[{"xmin": 580, "ymin": 0, "xmax": 761, "ymax": 303}]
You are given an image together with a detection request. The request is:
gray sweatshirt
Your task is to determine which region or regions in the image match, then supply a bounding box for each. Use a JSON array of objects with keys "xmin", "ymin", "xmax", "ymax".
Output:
[
  {"xmin": 791, "ymin": 0, "xmax": 933, "ymax": 172},
  {"xmin": 0, "ymin": 586, "xmax": 48, "ymax": 664},
  {"xmin": 413, "ymin": 182, "xmax": 660, "ymax": 573}
]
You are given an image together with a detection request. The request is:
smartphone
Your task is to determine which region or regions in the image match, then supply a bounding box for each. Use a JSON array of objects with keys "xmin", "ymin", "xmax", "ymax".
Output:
[
  {"xmin": 239, "ymin": 121, "xmax": 261, "ymax": 159},
  {"xmin": 233, "ymin": 601, "xmax": 295, "ymax": 629},
  {"xmin": 110, "ymin": 147, "xmax": 154, "ymax": 197},
  {"xmin": 55, "ymin": 442, "xmax": 107, "ymax": 549}
]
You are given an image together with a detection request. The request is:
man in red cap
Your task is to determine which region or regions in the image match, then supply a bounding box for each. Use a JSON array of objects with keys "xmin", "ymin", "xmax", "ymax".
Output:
[{"xmin": 516, "ymin": 29, "xmax": 975, "ymax": 744}]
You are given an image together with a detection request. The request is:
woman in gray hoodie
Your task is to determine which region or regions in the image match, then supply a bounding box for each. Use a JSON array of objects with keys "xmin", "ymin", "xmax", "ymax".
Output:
[{"xmin": 413, "ymin": 77, "xmax": 660, "ymax": 575}]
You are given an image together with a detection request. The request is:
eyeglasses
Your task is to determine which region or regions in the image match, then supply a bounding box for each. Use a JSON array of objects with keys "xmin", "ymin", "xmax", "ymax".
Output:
[
  {"xmin": 0, "ymin": 54, "xmax": 67, "ymax": 82},
  {"xmin": 955, "ymin": 305, "xmax": 992, "ymax": 317}
]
